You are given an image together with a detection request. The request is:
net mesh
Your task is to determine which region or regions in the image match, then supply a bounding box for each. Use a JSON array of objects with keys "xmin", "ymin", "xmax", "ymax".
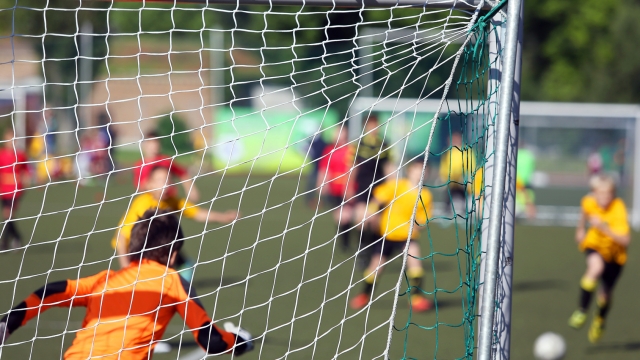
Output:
[{"xmin": 0, "ymin": 0, "xmax": 503, "ymax": 359}]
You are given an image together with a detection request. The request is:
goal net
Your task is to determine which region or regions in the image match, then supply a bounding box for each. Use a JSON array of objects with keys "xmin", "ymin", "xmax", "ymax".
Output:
[{"xmin": 0, "ymin": 0, "xmax": 504, "ymax": 358}]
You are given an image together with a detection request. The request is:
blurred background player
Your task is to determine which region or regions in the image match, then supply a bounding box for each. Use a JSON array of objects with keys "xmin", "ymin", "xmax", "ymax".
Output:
[
  {"xmin": 352, "ymin": 115, "xmax": 390, "ymax": 256},
  {"xmin": 439, "ymin": 132, "xmax": 475, "ymax": 223},
  {"xmin": 97, "ymin": 111, "xmax": 118, "ymax": 173},
  {"xmin": 317, "ymin": 127, "xmax": 355, "ymax": 251},
  {"xmin": 304, "ymin": 132, "xmax": 327, "ymax": 206},
  {"xmin": 515, "ymin": 145, "xmax": 537, "ymax": 219},
  {"xmin": 569, "ymin": 174, "xmax": 630, "ymax": 343},
  {"xmin": 136, "ymin": 131, "xmax": 199, "ymax": 203},
  {"xmin": 0, "ymin": 210, "xmax": 254, "ymax": 358},
  {"xmin": 0, "ymin": 128, "xmax": 29, "ymax": 251},
  {"xmin": 113, "ymin": 165, "xmax": 238, "ymax": 278},
  {"xmin": 350, "ymin": 159, "xmax": 432, "ymax": 312}
]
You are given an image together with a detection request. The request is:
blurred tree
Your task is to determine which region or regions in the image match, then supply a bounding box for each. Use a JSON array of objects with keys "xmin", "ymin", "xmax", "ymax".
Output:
[
  {"xmin": 522, "ymin": 0, "xmax": 640, "ymax": 102},
  {"xmin": 0, "ymin": 0, "xmax": 109, "ymax": 110},
  {"xmin": 156, "ymin": 114, "xmax": 193, "ymax": 156}
]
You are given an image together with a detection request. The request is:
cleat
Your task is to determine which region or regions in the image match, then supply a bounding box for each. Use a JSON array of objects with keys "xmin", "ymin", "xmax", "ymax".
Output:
[
  {"xmin": 568, "ymin": 310, "xmax": 587, "ymax": 329},
  {"xmin": 350, "ymin": 293, "xmax": 370, "ymax": 310},
  {"xmin": 588, "ymin": 316, "xmax": 604, "ymax": 344},
  {"xmin": 410, "ymin": 296, "xmax": 433, "ymax": 313}
]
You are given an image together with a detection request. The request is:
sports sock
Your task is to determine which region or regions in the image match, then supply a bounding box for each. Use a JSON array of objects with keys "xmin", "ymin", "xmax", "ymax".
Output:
[
  {"xmin": 579, "ymin": 277, "xmax": 597, "ymax": 311},
  {"xmin": 407, "ymin": 267, "xmax": 424, "ymax": 295},
  {"xmin": 362, "ymin": 270, "xmax": 376, "ymax": 296},
  {"xmin": 6, "ymin": 221, "xmax": 20, "ymax": 243},
  {"xmin": 338, "ymin": 224, "xmax": 351, "ymax": 250},
  {"xmin": 597, "ymin": 297, "xmax": 610, "ymax": 319}
]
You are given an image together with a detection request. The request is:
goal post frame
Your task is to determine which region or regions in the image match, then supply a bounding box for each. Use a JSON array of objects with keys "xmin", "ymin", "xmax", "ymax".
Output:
[
  {"xmin": 104, "ymin": 0, "xmax": 492, "ymax": 9},
  {"xmin": 478, "ymin": 0, "xmax": 522, "ymax": 359}
]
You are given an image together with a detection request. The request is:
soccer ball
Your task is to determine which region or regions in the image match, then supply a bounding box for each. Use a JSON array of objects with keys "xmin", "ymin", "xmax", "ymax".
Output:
[{"xmin": 533, "ymin": 332, "xmax": 566, "ymax": 360}]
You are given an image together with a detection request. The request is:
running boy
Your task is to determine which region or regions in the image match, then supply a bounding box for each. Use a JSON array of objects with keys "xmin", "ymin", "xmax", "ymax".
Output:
[
  {"xmin": 317, "ymin": 128, "xmax": 355, "ymax": 251},
  {"xmin": 0, "ymin": 128, "xmax": 29, "ymax": 250},
  {"xmin": 350, "ymin": 158, "xmax": 432, "ymax": 312},
  {"xmin": 568, "ymin": 174, "xmax": 630, "ymax": 343},
  {"xmin": 135, "ymin": 132, "xmax": 199, "ymax": 202},
  {"xmin": 113, "ymin": 165, "xmax": 237, "ymax": 273},
  {"xmin": 0, "ymin": 209, "xmax": 253, "ymax": 359}
]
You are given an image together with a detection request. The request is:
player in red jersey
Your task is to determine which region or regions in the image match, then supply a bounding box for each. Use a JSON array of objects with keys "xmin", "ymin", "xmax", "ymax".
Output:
[
  {"xmin": 0, "ymin": 128, "xmax": 29, "ymax": 250},
  {"xmin": 134, "ymin": 132, "xmax": 199, "ymax": 202},
  {"xmin": 317, "ymin": 128, "xmax": 355, "ymax": 251}
]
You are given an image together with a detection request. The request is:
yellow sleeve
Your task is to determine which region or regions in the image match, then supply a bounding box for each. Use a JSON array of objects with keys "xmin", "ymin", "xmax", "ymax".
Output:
[
  {"xmin": 112, "ymin": 195, "xmax": 154, "ymax": 249},
  {"xmin": 373, "ymin": 181, "xmax": 395, "ymax": 205},
  {"xmin": 609, "ymin": 199, "xmax": 630, "ymax": 236},
  {"xmin": 177, "ymin": 198, "xmax": 200, "ymax": 219},
  {"xmin": 581, "ymin": 195, "xmax": 597, "ymax": 216},
  {"xmin": 470, "ymin": 167, "xmax": 483, "ymax": 196},
  {"xmin": 415, "ymin": 188, "xmax": 432, "ymax": 224},
  {"xmin": 439, "ymin": 151, "xmax": 450, "ymax": 181}
]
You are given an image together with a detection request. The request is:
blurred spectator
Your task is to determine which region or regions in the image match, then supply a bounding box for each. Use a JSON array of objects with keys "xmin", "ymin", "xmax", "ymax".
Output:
[
  {"xmin": 305, "ymin": 133, "xmax": 326, "ymax": 204},
  {"xmin": 97, "ymin": 112, "xmax": 117, "ymax": 172},
  {"xmin": 78, "ymin": 129, "xmax": 109, "ymax": 185},
  {"xmin": 587, "ymin": 149, "xmax": 603, "ymax": 176},
  {"xmin": 42, "ymin": 109, "xmax": 58, "ymax": 155}
]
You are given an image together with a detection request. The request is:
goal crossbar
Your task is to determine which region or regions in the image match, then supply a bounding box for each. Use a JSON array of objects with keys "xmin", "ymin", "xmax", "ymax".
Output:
[{"xmin": 100, "ymin": 0, "xmax": 491, "ymax": 9}]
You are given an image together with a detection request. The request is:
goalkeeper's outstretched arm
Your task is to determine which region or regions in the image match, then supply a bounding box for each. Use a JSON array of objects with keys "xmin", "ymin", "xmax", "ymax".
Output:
[
  {"xmin": 0, "ymin": 272, "xmax": 109, "ymax": 343},
  {"xmin": 174, "ymin": 277, "xmax": 253, "ymax": 355}
]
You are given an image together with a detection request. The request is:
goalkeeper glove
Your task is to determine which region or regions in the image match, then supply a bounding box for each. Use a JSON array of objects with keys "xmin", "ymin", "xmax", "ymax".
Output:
[
  {"xmin": 223, "ymin": 321, "xmax": 254, "ymax": 355},
  {"xmin": 0, "ymin": 321, "xmax": 7, "ymax": 346}
]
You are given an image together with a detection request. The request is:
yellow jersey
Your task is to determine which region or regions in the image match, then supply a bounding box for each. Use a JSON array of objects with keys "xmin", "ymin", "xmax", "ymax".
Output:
[
  {"xmin": 580, "ymin": 195, "xmax": 629, "ymax": 265},
  {"xmin": 373, "ymin": 178, "xmax": 432, "ymax": 242},
  {"xmin": 112, "ymin": 193, "xmax": 199, "ymax": 249},
  {"xmin": 439, "ymin": 146, "xmax": 476, "ymax": 185}
]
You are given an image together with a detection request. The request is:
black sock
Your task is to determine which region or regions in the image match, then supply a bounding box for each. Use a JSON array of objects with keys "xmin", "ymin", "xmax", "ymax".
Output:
[
  {"xmin": 338, "ymin": 224, "xmax": 350, "ymax": 250},
  {"xmin": 6, "ymin": 221, "xmax": 20, "ymax": 242},
  {"xmin": 579, "ymin": 277, "xmax": 597, "ymax": 311},
  {"xmin": 363, "ymin": 281, "xmax": 374, "ymax": 296},
  {"xmin": 407, "ymin": 268, "xmax": 424, "ymax": 295},
  {"xmin": 597, "ymin": 299, "xmax": 611, "ymax": 319}
]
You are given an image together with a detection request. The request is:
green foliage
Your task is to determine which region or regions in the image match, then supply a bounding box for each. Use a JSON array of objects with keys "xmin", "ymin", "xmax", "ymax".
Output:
[
  {"xmin": 156, "ymin": 114, "xmax": 193, "ymax": 156},
  {"xmin": 0, "ymin": 0, "xmax": 110, "ymax": 107},
  {"xmin": 523, "ymin": 0, "xmax": 640, "ymax": 102}
]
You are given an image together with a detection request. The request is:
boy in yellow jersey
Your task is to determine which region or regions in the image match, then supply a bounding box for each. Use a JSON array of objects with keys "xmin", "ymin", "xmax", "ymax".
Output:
[
  {"xmin": 568, "ymin": 174, "xmax": 630, "ymax": 343},
  {"xmin": 439, "ymin": 132, "xmax": 476, "ymax": 221},
  {"xmin": 350, "ymin": 158, "xmax": 432, "ymax": 312},
  {"xmin": 113, "ymin": 165, "xmax": 238, "ymax": 273}
]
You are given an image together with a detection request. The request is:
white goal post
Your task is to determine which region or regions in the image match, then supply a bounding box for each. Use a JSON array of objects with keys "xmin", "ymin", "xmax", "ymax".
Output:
[{"xmin": 0, "ymin": 0, "xmax": 523, "ymax": 359}]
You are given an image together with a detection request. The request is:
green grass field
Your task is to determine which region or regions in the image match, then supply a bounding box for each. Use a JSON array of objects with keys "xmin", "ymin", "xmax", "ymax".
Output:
[{"xmin": 0, "ymin": 172, "xmax": 638, "ymax": 359}]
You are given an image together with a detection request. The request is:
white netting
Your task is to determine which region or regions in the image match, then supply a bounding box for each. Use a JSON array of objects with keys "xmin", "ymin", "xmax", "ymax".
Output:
[{"xmin": 0, "ymin": 1, "xmax": 497, "ymax": 359}]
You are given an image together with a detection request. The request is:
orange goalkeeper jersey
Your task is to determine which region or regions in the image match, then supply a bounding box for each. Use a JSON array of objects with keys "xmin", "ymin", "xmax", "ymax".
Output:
[{"xmin": 2, "ymin": 259, "xmax": 240, "ymax": 359}]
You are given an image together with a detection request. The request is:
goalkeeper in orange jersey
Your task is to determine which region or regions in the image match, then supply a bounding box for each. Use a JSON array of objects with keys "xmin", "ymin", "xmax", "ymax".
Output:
[
  {"xmin": 350, "ymin": 158, "xmax": 432, "ymax": 312},
  {"xmin": 113, "ymin": 165, "xmax": 238, "ymax": 274},
  {"xmin": 0, "ymin": 209, "xmax": 253, "ymax": 359},
  {"xmin": 568, "ymin": 174, "xmax": 630, "ymax": 343}
]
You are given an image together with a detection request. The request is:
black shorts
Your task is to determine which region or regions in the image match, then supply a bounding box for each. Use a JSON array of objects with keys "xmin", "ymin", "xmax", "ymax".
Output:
[
  {"xmin": 585, "ymin": 249, "xmax": 624, "ymax": 292},
  {"xmin": 323, "ymin": 195, "xmax": 345, "ymax": 209},
  {"xmin": 372, "ymin": 238, "xmax": 415, "ymax": 258},
  {"xmin": 1, "ymin": 195, "xmax": 21, "ymax": 209}
]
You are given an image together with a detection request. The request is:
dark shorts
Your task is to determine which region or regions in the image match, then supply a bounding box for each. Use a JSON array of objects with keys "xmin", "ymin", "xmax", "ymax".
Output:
[
  {"xmin": 372, "ymin": 238, "xmax": 415, "ymax": 258},
  {"xmin": 323, "ymin": 195, "xmax": 345, "ymax": 209},
  {"xmin": 585, "ymin": 249, "xmax": 624, "ymax": 292},
  {"xmin": 1, "ymin": 195, "xmax": 22, "ymax": 209}
]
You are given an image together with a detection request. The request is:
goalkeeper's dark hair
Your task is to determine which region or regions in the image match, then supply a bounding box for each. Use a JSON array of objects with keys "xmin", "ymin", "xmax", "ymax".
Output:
[{"xmin": 128, "ymin": 209, "xmax": 184, "ymax": 266}]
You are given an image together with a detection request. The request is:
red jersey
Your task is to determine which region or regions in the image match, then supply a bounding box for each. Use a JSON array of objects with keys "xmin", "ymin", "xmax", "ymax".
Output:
[
  {"xmin": 318, "ymin": 144, "xmax": 354, "ymax": 197},
  {"xmin": 0, "ymin": 148, "xmax": 28, "ymax": 199},
  {"xmin": 133, "ymin": 156, "xmax": 187, "ymax": 196}
]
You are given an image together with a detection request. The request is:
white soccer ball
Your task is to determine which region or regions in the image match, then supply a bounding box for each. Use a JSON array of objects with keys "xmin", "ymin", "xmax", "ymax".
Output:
[{"xmin": 533, "ymin": 332, "xmax": 566, "ymax": 360}]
